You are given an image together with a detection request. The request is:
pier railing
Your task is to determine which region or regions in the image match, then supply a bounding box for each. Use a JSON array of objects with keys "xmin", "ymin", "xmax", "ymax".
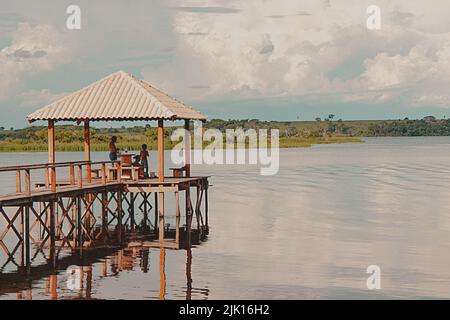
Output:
[{"xmin": 0, "ymin": 160, "xmax": 120, "ymax": 198}]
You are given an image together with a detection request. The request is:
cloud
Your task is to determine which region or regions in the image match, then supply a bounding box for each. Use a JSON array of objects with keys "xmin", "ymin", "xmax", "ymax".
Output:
[
  {"xmin": 0, "ymin": 23, "xmax": 71, "ymax": 101},
  {"xmin": 185, "ymin": 32, "xmax": 209, "ymax": 36},
  {"xmin": 3, "ymin": 0, "xmax": 450, "ymax": 126},
  {"xmin": 140, "ymin": 0, "xmax": 450, "ymax": 108},
  {"xmin": 171, "ymin": 6, "xmax": 240, "ymax": 14},
  {"xmin": 19, "ymin": 89, "xmax": 67, "ymax": 108}
]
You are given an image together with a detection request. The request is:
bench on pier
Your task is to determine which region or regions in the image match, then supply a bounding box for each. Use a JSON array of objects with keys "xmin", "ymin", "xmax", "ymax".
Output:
[
  {"xmin": 108, "ymin": 166, "xmax": 142, "ymax": 181},
  {"xmin": 170, "ymin": 166, "xmax": 187, "ymax": 178}
]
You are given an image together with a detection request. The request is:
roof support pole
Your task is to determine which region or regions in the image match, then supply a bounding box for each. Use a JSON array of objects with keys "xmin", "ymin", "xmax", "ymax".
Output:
[
  {"xmin": 84, "ymin": 120, "xmax": 91, "ymax": 183},
  {"xmin": 48, "ymin": 120, "xmax": 56, "ymax": 192},
  {"xmin": 158, "ymin": 120, "xmax": 164, "ymax": 182},
  {"xmin": 157, "ymin": 119, "xmax": 165, "ymax": 243},
  {"xmin": 184, "ymin": 120, "xmax": 191, "ymax": 177}
]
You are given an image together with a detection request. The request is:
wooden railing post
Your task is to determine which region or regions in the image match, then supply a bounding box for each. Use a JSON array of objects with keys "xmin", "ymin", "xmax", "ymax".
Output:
[
  {"xmin": 77, "ymin": 165, "xmax": 83, "ymax": 188},
  {"xmin": 48, "ymin": 120, "xmax": 56, "ymax": 192},
  {"xmin": 70, "ymin": 165, "xmax": 75, "ymax": 185},
  {"xmin": 117, "ymin": 161, "xmax": 122, "ymax": 183},
  {"xmin": 16, "ymin": 169, "xmax": 21, "ymax": 193},
  {"xmin": 24, "ymin": 169, "xmax": 31, "ymax": 196},
  {"xmin": 50, "ymin": 166, "xmax": 56, "ymax": 192},
  {"xmin": 101, "ymin": 163, "xmax": 106, "ymax": 185},
  {"xmin": 84, "ymin": 121, "xmax": 91, "ymax": 184}
]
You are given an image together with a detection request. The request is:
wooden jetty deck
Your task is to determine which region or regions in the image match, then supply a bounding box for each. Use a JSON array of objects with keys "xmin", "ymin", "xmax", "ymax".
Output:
[
  {"xmin": 0, "ymin": 71, "xmax": 211, "ymax": 278},
  {"xmin": 0, "ymin": 160, "xmax": 209, "ymax": 274}
]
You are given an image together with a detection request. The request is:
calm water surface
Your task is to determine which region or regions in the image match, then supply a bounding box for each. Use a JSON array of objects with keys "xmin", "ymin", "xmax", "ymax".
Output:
[{"xmin": 1, "ymin": 137, "xmax": 450, "ymax": 299}]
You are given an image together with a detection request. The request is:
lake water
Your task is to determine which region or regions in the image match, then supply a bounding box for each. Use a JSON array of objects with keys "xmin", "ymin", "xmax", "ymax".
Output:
[{"xmin": 1, "ymin": 137, "xmax": 450, "ymax": 299}]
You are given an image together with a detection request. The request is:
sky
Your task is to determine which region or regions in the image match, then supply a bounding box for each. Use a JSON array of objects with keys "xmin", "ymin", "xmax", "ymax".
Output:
[{"xmin": 1, "ymin": 0, "xmax": 450, "ymax": 127}]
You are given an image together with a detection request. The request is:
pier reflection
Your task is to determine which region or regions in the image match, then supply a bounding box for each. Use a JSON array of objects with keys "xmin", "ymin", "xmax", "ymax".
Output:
[{"xmin": 0, "ymin": 223, "xmax": 210, "ymax": 300}]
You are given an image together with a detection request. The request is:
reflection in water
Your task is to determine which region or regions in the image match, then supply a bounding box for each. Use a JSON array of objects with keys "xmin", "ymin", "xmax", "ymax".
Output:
[
  {"xmin": 6, "ymin": 241, "xmax": 204, "ymax": 300},
  {"xmin": 186, "ymin": 248, "xmax": 192, "ymax": 300},
  {"xmin": 3, "ymin": 138, "xmax": 450, "ymax": 299},
  {"xmin": 160, "ymin": 248, "xmax": 165, "ymax": 300}
]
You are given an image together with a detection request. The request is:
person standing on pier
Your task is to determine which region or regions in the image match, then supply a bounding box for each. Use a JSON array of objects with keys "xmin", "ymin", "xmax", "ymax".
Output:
[
  {"xmin": 109, "ymin": 136, "xmax": 118, "ymax": 161},
  {"xmin": 140, "ymin": 144, "xmax": 149, "ymax": 178}
]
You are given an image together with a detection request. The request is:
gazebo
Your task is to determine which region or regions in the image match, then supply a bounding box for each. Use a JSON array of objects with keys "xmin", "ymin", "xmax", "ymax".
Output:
[
  {"xmin": 27, "ymin": 70, "xmax": 207, "ymax": 182},
  {"xmin": 23, "ymin": 70, "xmax": 209, "ymax": 246}
]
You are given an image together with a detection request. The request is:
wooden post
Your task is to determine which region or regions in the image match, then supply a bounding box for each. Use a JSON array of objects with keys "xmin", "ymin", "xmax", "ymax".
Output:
[
  {"xmin": 101, "ymin": 163, "xmax": 106, "ymax": 185},
  {"xmin": 158, "ymin": 120, "xmax": 164, "ymax": 182},
  {"xmin": 70, "ymin": 165, "xmax": 75, "ymax": 185},
  {"xmin": 129, "ymin": 193, "xmax": 135, "ymax": 229},
  {"xmin": 19, "ymin": 206, "xmax": 24, "ymax": 269},
  {"xmin": 84, "ymin": 121, "xmax": 91, "ymax": 183},
  {"xmin": 185, "ymin": 188, "xmax": 192, "ymax": 248},
  {"xmin": 184, "ymin": 120, "xmax": 191, "ymax": 177},
  {"xmin": 117, "ymin": 161, "xmax": 122, "ymax": 183},
  {"xmin": 16, "ymin": 170, "xmax": 21, "ymax": 193},
  {"xmin": 86, "ymin": 265, "xmax": 92, "ymax": 299},
  {"xmin": 159, "ymin": 248, "xmax": 166, "ymax": 300},
  {"xmin": 50, "ymin": 274, "xmax": 57, "ymax": 300},
  {"xmin": 48, "ymin": 120, "xmax": 56, "ymax": 192},
  {"xmin": 24, "ymin": 206, "xmax": 30, "ymax": 272},
  {"xmin": 24, "ymin": 169, "xmax": 31, "ymax": 196},
  {"xmin": 154, "ymin": 192, "xmax": 158, "ymax": 232},
  {"xmin": 184, "ymin": 121, "xmax": 192, "ymax": 243},
  {"xmin": 158, "ymin": 192, "xmax": 164, "ymax": 242},
  {"xmin": 77, "ymin": 165, "xmax": 83, "ymax": 188},
  {"xmin": 205, "ymin": 182, "xmax": 209, "ymax": 228},
  {"xmin": 117, "ymin": 191, "xmax": 122, "ymax": 243},
  {"xmin": 76, "ymin": 196, "xmax": 82, "ymax": 247},
  {"xmin": 101, "ymin": 191, "xmax": 107, "ymax": 241},
  {"xmin": 186, "ymin": 248, "xmax": 192, "ymax": 300},
  {"xmin": 157, "ymin": 120, "xmax": 165, "ymax": 242},
  {"xmin": 48, "ymin": 201, "xmax": 55, "ymax": 257},
  {"xmin": 175, "ymin": 191, "xmax": 180, "ymax": 245}
]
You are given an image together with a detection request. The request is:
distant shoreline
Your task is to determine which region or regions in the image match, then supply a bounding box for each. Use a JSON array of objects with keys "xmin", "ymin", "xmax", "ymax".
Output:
[
  {"xmin": 0, "ymin": 137, "xmax": 364, "ymax": 152},
  {"xmin": 1, "ymin": 117, "xmax": 448, "ymax": 152}
]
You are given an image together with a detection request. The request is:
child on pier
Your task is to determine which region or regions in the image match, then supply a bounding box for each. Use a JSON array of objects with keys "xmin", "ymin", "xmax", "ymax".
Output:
[{"xmin": 140, "ymin": 144, "xmax": 149, "ymax": 178}]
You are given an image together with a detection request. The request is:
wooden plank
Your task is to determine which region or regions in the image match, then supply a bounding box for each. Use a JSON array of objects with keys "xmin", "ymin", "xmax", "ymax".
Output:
[
  {"xmin": 125, "ymin": 186, "xmax": 178, "ymax": 193},
  {"xmin": 0, "ymin": 160, "xmax": 90, "ymax": 172}
]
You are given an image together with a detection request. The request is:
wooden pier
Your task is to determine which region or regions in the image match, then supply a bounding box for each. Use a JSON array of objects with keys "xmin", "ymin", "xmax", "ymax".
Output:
[
  {"xmin": 0, "ymin": 160, "xmax": 209, "ymax": 273},
  {"xmin": 0, "ymin": 71, "xmax": 211, "ymax": 278}
]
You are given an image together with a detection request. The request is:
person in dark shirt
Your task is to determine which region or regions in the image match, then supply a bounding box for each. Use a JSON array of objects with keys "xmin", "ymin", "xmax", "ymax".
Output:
[
  {"xmin": 140, "ymin": 144, "xmax": 149, "ymax": 177},
  {"xmin": 109, "ymin": 136, "xmax": 118, "ymax": 161}
]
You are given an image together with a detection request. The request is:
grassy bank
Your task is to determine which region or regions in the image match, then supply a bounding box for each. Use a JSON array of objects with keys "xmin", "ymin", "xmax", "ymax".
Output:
[
  {"xmin": 11, "ymin": 115, "xmax": 450, "ymax": 152},
  {"xmin": 0, "ymin": 136, "xmax": 364, "ymax": 152}
]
